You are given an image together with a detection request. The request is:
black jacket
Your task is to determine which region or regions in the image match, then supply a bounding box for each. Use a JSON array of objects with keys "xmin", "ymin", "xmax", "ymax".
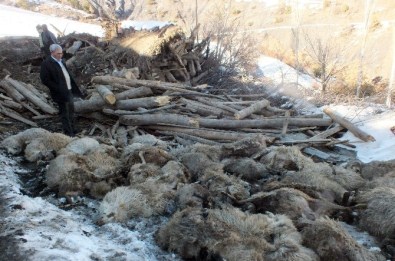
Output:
[{"xmin": 40, "ymin": 56, "xmax": 83, "ymax": 103}]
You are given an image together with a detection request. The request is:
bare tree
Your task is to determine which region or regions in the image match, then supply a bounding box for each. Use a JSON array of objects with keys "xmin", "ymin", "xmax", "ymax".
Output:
[
  {"xmin": 291, "ymin": 0, "xmax": 301, "ymax": 88},
  {"xmin": 201, "ymin": 1, "xmax": 258, "ymax": 79},
  {"xmin": 386, "ymin": 24, "xmax": 395, "ymax": 107},
  {"xmin": 303, "ymin": 32, "xmax": 348, "ymax": 93},
  {"xmin": 356, "ymin": 0, "xmax": 374, "ymax": 97}
]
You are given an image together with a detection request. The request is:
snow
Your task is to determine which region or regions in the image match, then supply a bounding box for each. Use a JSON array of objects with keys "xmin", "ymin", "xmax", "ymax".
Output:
[
  {"xmin": 257, "ymin": 55, "xmax": 395, "ymax": 163},
  {"xmin": 0, "ymin": 4, "xmax": 104, "ymax": 37},
  {"xmin": 257, "ymin": 55, "xmax": 321, "ymax": 90},
  {"xmin": 0, "ymin": 154, "xmax": 178, "ymax": 260},
  {"xmin": 0, "ymin": 3, "xmax": 394, "ymax": 259}
]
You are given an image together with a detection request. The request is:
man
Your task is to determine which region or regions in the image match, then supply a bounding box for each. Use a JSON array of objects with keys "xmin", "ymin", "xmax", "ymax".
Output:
[
  {"xmin": 39, "ymin": 24, "xmax": 57, "ymax": 57},
  {"xmin": 36, "ymin": 25, "xmax": 45, "ymax": 54},
  {"xmin": 40, "ymin": 44, "xmax": 85, "ymax": 136}
]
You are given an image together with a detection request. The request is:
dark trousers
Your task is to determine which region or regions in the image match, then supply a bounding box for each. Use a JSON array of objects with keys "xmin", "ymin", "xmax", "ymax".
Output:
[{"xmin": 57, "ymin": 94, "xmax": 76, "ymax": 136}]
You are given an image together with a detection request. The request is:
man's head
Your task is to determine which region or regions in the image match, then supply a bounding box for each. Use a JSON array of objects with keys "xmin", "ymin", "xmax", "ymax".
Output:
[
  {"xmin": 36, "ymin": 25, "xmax": 43, "ymax": 33},
  {"xmin": 50, "ymin": 44, "xmax": 63, "ymax": 61},
  {"xmin": 42, "ymin": 24, "xmax": 48, "ymax": 31}
]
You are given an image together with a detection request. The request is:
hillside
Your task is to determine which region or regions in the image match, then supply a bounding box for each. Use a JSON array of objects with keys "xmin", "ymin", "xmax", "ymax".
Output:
[{"xmin": 127, "ymin": 0, "xmax": 395, "ymax": 85}]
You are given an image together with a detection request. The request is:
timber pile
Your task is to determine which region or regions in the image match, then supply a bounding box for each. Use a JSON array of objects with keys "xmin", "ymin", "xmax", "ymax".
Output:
[
  {"xmin": 0, "ymin": 71, "xmax": 375, "ymax": 159},
  {"xmin": 61, "ymin": 24, "xmax": 208, "ymax": 86},
  {"xmin": 66, "ymin": 74, "xmax": 373, "ymax": 159},
  {"xmin": 0, "ymin": 76, "xmax": 57, "ymax": 127}
]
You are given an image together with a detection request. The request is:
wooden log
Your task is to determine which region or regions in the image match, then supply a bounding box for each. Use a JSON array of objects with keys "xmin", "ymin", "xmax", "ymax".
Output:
[
  {"xmin": 0, "ymin": 100, "xmax": 23, "ymax": 111},
  {"xmin": 188, "ymin": 60, "xmax": 196, "ymax": 77},
  {"xmin": 4, "ymin": 77, "xmax": 57, "ymax": 115},
  {"xmin": 199, "ymin": 117, "xmax": 332, "ymax": 129},
  {"xmin": 165, "ymin": 71, "xmax": 177, "ymax": 83},
  {"xmin": 145, "ymin": 125, "xmax": 274, "ymax": 142},
  {"xmin": 32, "ymin": 115, "xmax": 55, "ymax": 120},
  {"xmin": 191, "ymin": 70, "xmax": 208, "ymax": 85},
  {"xmin": 308, "ymin": 125, "xmax": 344, "ymax": 140},
  {"xmin": 75, "ymin": 87, "xmax": 153, "ymax": 113},
  {"xmin": 103, "ymin": 104, "xmax": 177, "ymax": 115},
  {"xmin": 120, "ymin": 114, "xmax": 199, "ymax": 128},
  {"xmin": 92, "ymin": 75, "xmax": 223, "ymax": 100},
  {"xmin": 66, "ymin": 40, "xmax": 82, "ymax": 55},
  {"xmin": 323, "ymin": 107, "xmax": 375, "ymax": 142},
  {"xmin": 120, "ymin": 113, "xmax": 332, "ymax": 129},
  {"xmin": 159, "ymin": 131, "xmax": 220, "ymax": 145},
  {"xmin": 115, "ymin": 87, "xmax": 153, "ymax": 100},
  {"xmin": 96, "ymin": 85, "xmax": 116, "ymax": 105},
  {"xmin": 0, "ymin": 104, "xmax": 38, "ymax": 127},
  {"xmin": 181, "ymin": 98, "xmax": 231, "ymax": 117},
  {"xmin": 23, "ymin": 83, "xmax": 48, "ymax": 103},
  {"xmin": 116, "ymin": 96, "xmax": 171, "ymax": 110},
  {"xmin": 196, "ymin": 98, "xmax": 239, "ymax": 114},
  {"xmin": 21, "ymin": 102, "xmax": 41, "ymax": 116},
  {"xmin": 0, "ymin": 80, "xmax": 25, "ymax": 102},
  {"xmin": 234, "ymin": 99, "xmax": 270, "ymax": 120},
  {"xmin": 281, "ymin": 110, "xmax": 291, "ymax": 136},
  {"xmin": 92, "ymin": 75, "xmax": 190, "ymax": 91},
  {"xmin": 0, "ymin": 93, "xmax": 12, "ymax": 101},
  {"xmin": 194, "ymin": 59, "xmax": 202, "ymax": 72}
]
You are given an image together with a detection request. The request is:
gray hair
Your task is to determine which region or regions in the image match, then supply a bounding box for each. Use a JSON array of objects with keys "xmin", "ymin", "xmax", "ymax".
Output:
[{"xmin": 49, "ymin": 44, "xmax": 62, "ymax": 53}]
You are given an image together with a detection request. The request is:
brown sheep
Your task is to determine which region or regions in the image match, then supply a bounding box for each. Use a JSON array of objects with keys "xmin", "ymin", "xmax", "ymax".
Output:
[
  {"xmin": 171, "ymin": 143, "xmax": 223, "ymax": 162},
  {"xmin": 355, "ymin": 159, "xmax": 395, "ymax": 180},
  {"xmin": 222, "ymin": 157, "xmax": 269, "ymax": 182},
  {"xmin": 98, "ymin": 186, "xmax": 152, "ymax": 223},
  {"xmin": 58, "ymin": 137, "xmax": 100, "ymax": 155},
  {"xmin": 45, "ymin": 145, "xmax": 121, "ymax": 196},
  {"xmin": 239, "ymin": 187, "xmax": 352, "ymax": 225},
  {"xmin": 24, "ymin": 132, "xmax": 73, "ymax": 162},
  {"xmin": 366, "ymin": 170, "xmax": 395, "ymax": 189},
  {"xmin": 180, "ymin": 152, "xmax": 223, "ymax": 181},
  {"xmin": 155, "ymin": 207, "xmax": 318, "ymax": 261},
  {"xmin": 122, "ymin": 143, "xmax": 173, "ymax": 167},
  {"xmin": 0, "ymin": 128, "xmax": 51, "ymax": 155},
  {"xmin": 302, "ymin": 217, "xmax": 386, "ymax": 261},
  {"xmin": 128, "ymin": 163, "xmax": 161, "ymax": 184},
  {"xmin": 99, "ymin": 180, "xmax": 177, "ymax": 224},
  {"xmin": 159, "ymin": 160, "xmax": 191, "ymax": 185},
  {"xmin": 175, "ymin": 183, "xmax": 210, "ymax": 210},
  {"xmin": 45, "ymin": 153, "xmax": 94, "ymax": 195},
  {"xmin": 220, "ymin": 134, "xmax": 267, "ymax": 158},
  {"xmin": 281, "ymin": 170, "xmax": 348, "ymax": 204},
  {"xmin": 355, "ymin": 187, "xmax": 395, "ymax": 240}
]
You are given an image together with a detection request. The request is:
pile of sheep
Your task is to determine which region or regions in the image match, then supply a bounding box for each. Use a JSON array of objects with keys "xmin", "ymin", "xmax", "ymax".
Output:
[{"xmin": 1, "ymin": 128, "xmax": 394, "ymax": 260}]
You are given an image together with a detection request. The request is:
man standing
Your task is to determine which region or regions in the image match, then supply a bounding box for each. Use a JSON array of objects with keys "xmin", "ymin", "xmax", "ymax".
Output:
[
  {"xmin": 40, "ymin": 44, "xmax": 85, "ymax": 136},
  {"xmin": 39, "ymin": 24, "xmax": 57, "ymax": 57}
]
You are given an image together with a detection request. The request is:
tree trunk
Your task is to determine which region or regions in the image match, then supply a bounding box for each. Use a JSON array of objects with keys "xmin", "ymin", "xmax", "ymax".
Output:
[
  {"xmin": 120, "ymin": 113, "xmax": 332, "ymax": 129},
  {"xmin": 116, "ymin": 96, "xmax": 171, "ymax": 110},
  {"xmin": 145, "ymin": 125, "xmax": 274, "ymax": 142},
  {"xmin": 96, "ymin": 85, "xmax": 116, "ymax": 105},
  {"xmin": 5, "ymin": 77, "xmax": 57, "ymax": 114},
  {"xmin": 75, "ymin": 86, "xmax": 153, "ymax": 113},
  {"xmin": 234, "ymin": 99, "xmax": 270, "ymax": 120},
  {"xmin": 0, "ymin": 104, "xmax": 38, "ymax": 127},
  {"xmin": 0, "ymin": 80, "xmax": 25, "ymax": 102},
  {"xmin": 323, "ymin": 107, "xmax": 375, "ymax": 142}
]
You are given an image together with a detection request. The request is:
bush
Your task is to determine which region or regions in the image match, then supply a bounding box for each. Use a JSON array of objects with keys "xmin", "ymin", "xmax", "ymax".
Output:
[
  {"xmin": 16, "ymin": 0, "xmax": 34, "ymax": 10},
  {"xmin": 369, "ymin": 15, "xmax": 381, "ymax": 31}
]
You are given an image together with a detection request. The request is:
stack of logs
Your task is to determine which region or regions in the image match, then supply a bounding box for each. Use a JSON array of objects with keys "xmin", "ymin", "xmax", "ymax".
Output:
[
  {"xmin": 0, "ymin": 76, "xmax": 57, "ymax": 127},
  {"xmin": 0, "ymin": 72, "xmax": 376, "ymax": 158},
  {"xmin": 77, "ymin": 75, "xmax": 375, "ymax": 149}
]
